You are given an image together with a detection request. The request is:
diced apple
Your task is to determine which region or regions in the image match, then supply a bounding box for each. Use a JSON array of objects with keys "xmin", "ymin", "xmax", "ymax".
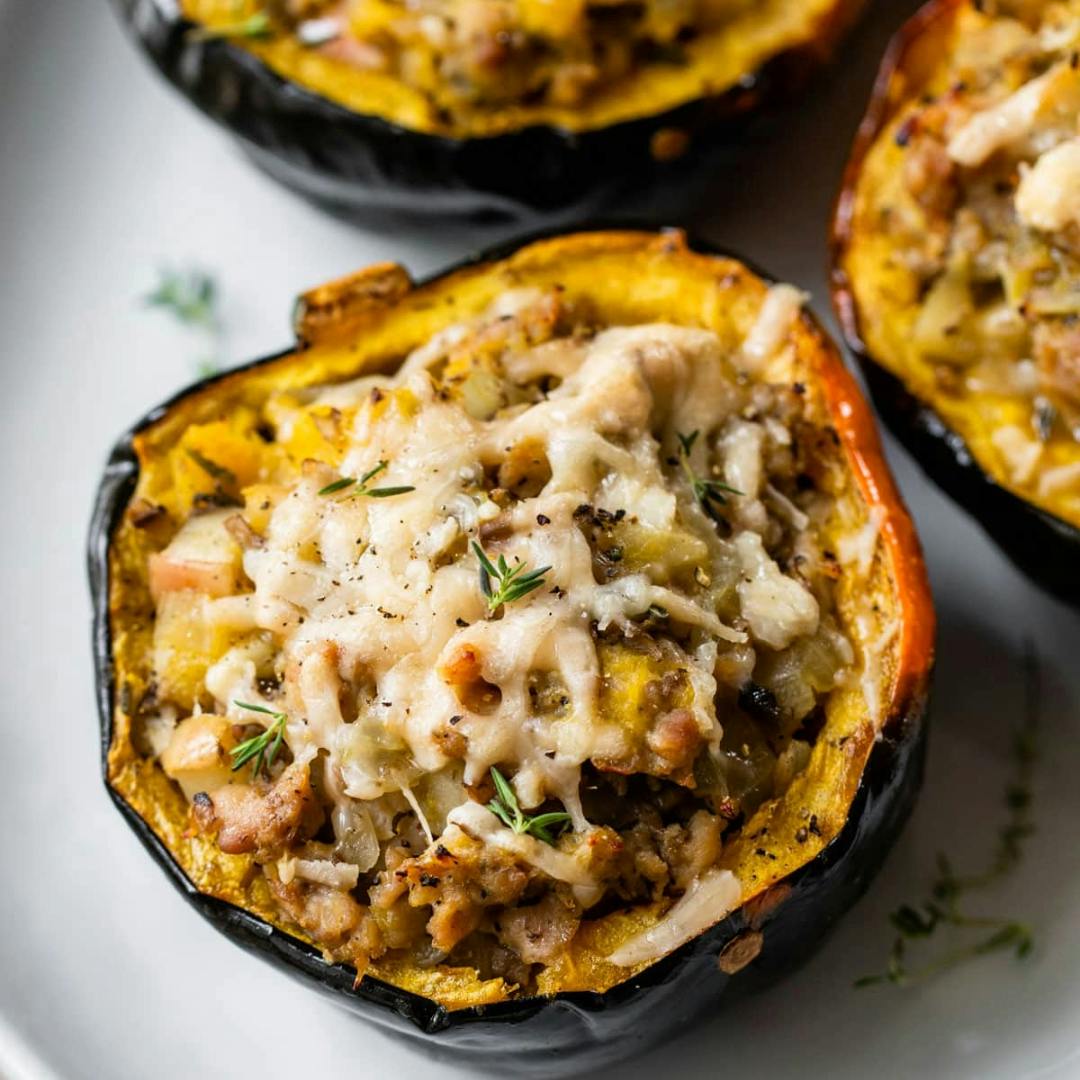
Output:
[
  {"xmin": 149, "ymin": 510, "xmax": 242, "ymax": 602},
  {"xmin": 152, "ymin": 590, "xmax": 248, "ymax": 711}
]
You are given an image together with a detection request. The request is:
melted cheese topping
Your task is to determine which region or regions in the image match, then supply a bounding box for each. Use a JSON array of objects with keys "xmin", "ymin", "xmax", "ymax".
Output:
[{"xmin": 217, "ymin": 297, "xmax": 815, "ymax": 824}]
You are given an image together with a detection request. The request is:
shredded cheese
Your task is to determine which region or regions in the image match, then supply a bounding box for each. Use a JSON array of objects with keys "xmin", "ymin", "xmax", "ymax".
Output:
[
  {"xmin": 1015, "ymin": 136, "xmax": 1080, "ymax": 232},
  {"xmin": 948, "ymin": 62, "xmax": 1080, "ymax": 167},
  {"xmin": 608, "ymin": 869, "xmax": 742, "ymax": 967},
  {"xmin": 226, "ymin": 311, "xmax": 841, "ymax": 830},
  {"xmin": 991, "ymin": 424, "xmax": 1044, "ymax": 485},
  {"xmin": 741, "ymin": 285, "xmax": 807, "ymax": 374}
]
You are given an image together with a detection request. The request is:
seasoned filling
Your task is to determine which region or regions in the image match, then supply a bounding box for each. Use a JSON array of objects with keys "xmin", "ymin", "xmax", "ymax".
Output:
[
  {"xmin": 131, "ymin": 283, "xmax": 862, "ymax": 992},
  {"xmin": 268, "ymin": 0, "xmax": 752, "ymax": 113},
  {"xmin": 853, "ymin": 0, "xmax": 1080, "ymax": 512},
  {"xmin": 179, "ymin": 0, "xmax": 847, "ymax": 135}
]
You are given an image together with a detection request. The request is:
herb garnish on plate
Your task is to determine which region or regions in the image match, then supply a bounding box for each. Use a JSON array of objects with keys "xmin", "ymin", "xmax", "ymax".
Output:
[
  {"xmin": 144, "ymin": 268, "xmax": 224, "ymax": 376},
  {"xmin": 857, "ymin": 643, "xmax": 1040, "ymax": 988}
]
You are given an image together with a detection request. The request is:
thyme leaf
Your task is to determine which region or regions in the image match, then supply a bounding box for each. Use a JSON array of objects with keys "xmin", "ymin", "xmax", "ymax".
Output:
[
  {"xmin": 318, "ymin": 461, "xmax": 415, "ymax": 498},
  {"xmin": 472, "ymin": 542, "xmax": 551, "ymax": 612},
  {"xmin": 186, "ymin": 448, "xmax": 237, "ymax": 488},
  {"xmin": 357, "ymin": 461, "xmax": 388, "ymax": 487},
  {"xmin": 145, "ymin": 269, "xmax": 218, "ymax": 330},
  {"xmin": 318, "ymin": 477, "xmax": 356, "ymax": 496},
  {"xmin": 487, "ymin": 767, "xmax": 571, "ymax": 845},
  {"xmin": 676, "ymin": 430, "xmax": 742, "ymax": 521},
  {"xmin": 188, "ymin": 12, "xmax": 273, "ymax": 42},
  {"xmin": 856, "ymin": 642, "xmax": 1040, "ymax": 988},
  {"xmin": 229, "ymin": 701, "xmax": 288, "ymax": 779}
]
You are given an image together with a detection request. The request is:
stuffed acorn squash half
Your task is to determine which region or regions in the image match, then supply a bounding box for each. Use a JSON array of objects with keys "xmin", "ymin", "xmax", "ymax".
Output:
[
  {"xmin": 110, "ymin": 0, "xmax": 866, "ymax": 215},
  {"xmin": 91, "ymin": 231, "xmax": 933, "ymax": 1073},
  {"xmin": 833, "ymin": 0, "xmax": 1080, "ymax": 604}
]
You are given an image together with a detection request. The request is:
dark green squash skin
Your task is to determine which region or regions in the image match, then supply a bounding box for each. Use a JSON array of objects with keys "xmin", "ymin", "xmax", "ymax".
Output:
[
  {"xmin": 88, "ymin": 236, "xmax": 931, "ymax": 1075},
  {"xmin": 107, "ymin": 0, "xmax": 860, "ymax": 218}
]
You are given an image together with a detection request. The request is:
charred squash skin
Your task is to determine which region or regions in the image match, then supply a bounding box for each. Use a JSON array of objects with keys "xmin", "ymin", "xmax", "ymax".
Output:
[
  {"xmin": 830, "ymin": 0, "xmax": 1080, "ymax": 606},
  {"xmin": 89, "ymin": 231, "xmax": 933, "ymax": 1074},
  {"xmin": 108, "ymin": 0, "xmax": 866, "ymax": 217}
]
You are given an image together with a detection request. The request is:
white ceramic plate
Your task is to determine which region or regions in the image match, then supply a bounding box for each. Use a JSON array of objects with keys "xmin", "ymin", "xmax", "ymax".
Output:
[{"xmin": 1, "ymin": 0, "xmax": 1078, "ymax": 1076}]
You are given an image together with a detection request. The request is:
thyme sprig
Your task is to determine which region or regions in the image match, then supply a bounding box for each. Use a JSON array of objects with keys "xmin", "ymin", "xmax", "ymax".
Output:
[
  {"xmin": 144, "ymin": 268, "xmax": 224, "ymax": 376},
  {"xmin": 186, "ymin": 448, "xmax": 237, "ymax": 488},
  {"xmin": 188, "ymin": 12, "xmax": 273, "ymax": 42},
  {"xmin": 318, "ymin": 461, "xmax": 416, "ymax": 498},
  {"xmin": 146, "ymin": 269, "xmax": 218, "ymax": 330},
  {"xmin": 230, "ymin": 701, "xmax": 288, "ymax": 779},
  {"xmin": 487, "ymin": 767, "xmax": 572, "ymax": 845},
  {"xmin": 856, "ymin": 643, "xmax": 1040, "ymax": 988},
  {"xmin": 472, "ymin": 542, "xmax": 551, "ymax": 612},
  {"xmin": 676, "ymin": 431, "xmax": 742, "ymax": 520}
]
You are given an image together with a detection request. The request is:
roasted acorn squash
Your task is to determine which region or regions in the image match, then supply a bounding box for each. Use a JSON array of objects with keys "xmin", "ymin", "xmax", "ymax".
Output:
[
  {"xmin": 109, "ymin": 0, "xmax": 866, "ymax": 215},
  {"xmin": 832, "ymin": 0, "xmax": 1080, "ymax": 604},
  {"xmin": 90, "ymin": 230, "xmax": 933, "ymax": 1073}
]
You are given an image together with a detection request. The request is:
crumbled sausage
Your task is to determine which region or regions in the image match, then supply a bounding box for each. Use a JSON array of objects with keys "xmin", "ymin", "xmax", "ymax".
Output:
[{"xmin": 193, "ymin": 762, "xmax": 322, "ymax": 857}]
